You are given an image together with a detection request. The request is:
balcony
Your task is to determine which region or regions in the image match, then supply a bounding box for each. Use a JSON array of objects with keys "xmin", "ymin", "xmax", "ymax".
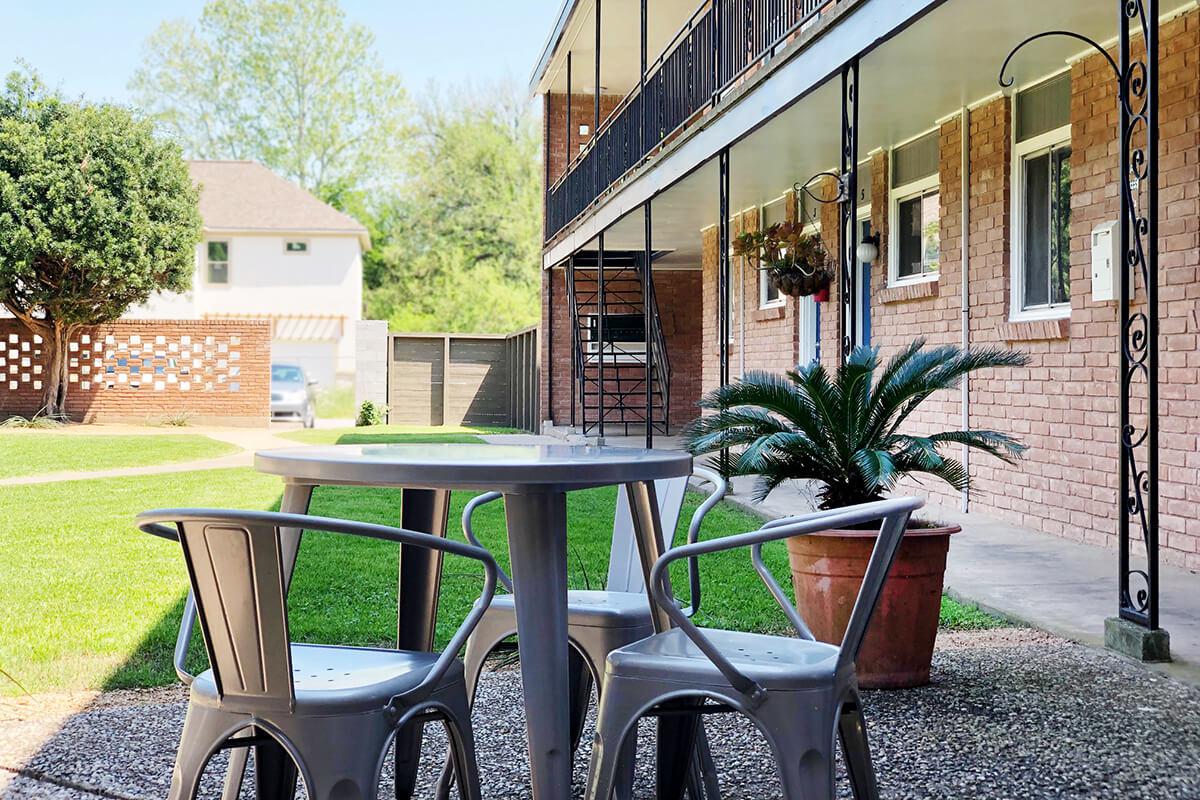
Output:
[{"xmin": 544, "ymin": 0, "xmax": 845, "ymax": 244}]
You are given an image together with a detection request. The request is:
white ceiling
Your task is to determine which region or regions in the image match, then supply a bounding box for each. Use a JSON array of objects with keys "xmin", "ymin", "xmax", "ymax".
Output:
[
  {"xmin": 573, "ymin": 0, "xmax": 1190, "ymax": 268},
  {"xmin": 538, "ymin": 0, "xmax": 708, "ymax": 95}
]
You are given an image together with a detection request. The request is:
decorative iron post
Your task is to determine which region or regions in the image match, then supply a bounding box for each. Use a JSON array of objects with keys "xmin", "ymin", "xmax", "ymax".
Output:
[
  {"xmin": 1113, "ymin": 0, "xmax": 1168, "ymax": 660},
  {"xmin": 839, "ymin": 58, "xmax": 860, "ymax": 364},
  {"xmin": 999, "ymin": 1, "xmax": 1168, "ymax": 660}
]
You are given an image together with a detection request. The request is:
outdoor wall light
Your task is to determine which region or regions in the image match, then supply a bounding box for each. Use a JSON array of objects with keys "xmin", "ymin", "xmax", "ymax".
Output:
[{"xmin": 856, "ymin": 232, "xmax": 880, "ymax": 264}]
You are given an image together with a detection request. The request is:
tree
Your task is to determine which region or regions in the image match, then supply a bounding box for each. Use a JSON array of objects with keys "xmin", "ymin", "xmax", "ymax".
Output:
[
  {"xmin": 364, "ymin": 84, "xmax": 541, "ymax": 333},
  {"xmin": 129, "ymin": 0, "xmax": 409, "ymax": 199},
  {"xmin": 0, "ymin": 71, "xmax": 202, "ymax": 418}
]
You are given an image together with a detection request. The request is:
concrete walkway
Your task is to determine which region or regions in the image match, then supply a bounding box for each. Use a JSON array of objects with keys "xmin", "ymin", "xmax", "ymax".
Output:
[{"xmin": 0, "ymin": 425, "xmax": 301, "ymax": 487}]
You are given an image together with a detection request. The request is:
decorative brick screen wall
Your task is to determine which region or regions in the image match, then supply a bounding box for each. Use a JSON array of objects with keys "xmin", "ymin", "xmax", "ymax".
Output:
[{"xmin": 0, "ymin": 318, "xmax": 270, "ymax": 424}]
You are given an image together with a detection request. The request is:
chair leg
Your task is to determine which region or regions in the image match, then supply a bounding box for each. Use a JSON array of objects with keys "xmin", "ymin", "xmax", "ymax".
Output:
[
  {"xmin": 434, "ymin": 630, "xmax": 505, "ymax": 800},
  {"xmin": 586, "ymin": 677, "xmax": 656, "ymax": 800},
  {"xmin": 440, "ymin": 687, "xmax": 484, "ymax": 800},
  {"xmin": 838, "ymin": 695, "xmax": 879, "ymax": 800},
  {"xmin": 568, "ymin": 645, "xmax": 594, "ymax": 753},
  {"xmin": 220, "ymin": 737, "xmax": 251, "ymax": 800},
  {"xmin": 255, "ymin": 735, "xmax": 299, "ymax": 800},
  {"xmin": 170, "ymin": 703, "xmax": 244, "ymax": 800},
  {"xmin": 755, "ymin": 696, "xmax": 835, "ymax": 800}
]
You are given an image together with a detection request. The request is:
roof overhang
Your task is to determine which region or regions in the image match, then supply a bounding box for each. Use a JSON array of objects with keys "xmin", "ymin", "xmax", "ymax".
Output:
[
  {"xmin": 201, "ymin": 226, "xmax": 372, "ymax": 251},
  {"xmin": 528, "ymin": 0, "xmax": 584, "ymax": 98}
]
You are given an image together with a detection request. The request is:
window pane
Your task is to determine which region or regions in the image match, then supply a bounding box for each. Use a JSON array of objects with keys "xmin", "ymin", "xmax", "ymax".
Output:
[
  {"xmin": 1016, "ymin": 73, "xmax": 1071, "ymax": 142},
  {"xmin": 208, "ymin": 262, "xmax": 229, "ymax": 284},
  {"xmin": 207, "ymin": 241, "xmax": 228, "ymax": 261},
  {"xmin": 1052, "ymin": 147, "xmax": 1072, "ymax": 305},
  {"xmin": 1023, "ymin": 152, "xmax": 1051, "ymax": 308},
  {"xmin": 898, "ymin": 195, "xmax": 923, "ymax": 277},
  {"xmin": 893, "ymin": 132, "xmax": 939, "ymax": 187},
  {"xmin": 763, "ymin": 273, "xmax": 780, "ymax": 304},
  {"xmin": 921, "ymin": 191, "xmax": 940, "ymax": 272}
]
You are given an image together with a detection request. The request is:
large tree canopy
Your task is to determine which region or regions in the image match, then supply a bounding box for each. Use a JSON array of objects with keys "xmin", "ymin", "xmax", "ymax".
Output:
[
  {"xmin": 129, "ymin": 0, "xmax": 409, "ymax": 198},
  {"xmin": 364, "ymin": 85, "xmax": 542, "ymax": 333},
  {"xmin": 0, "ymin": 70, "xmax": 202, "ymax": 417}
]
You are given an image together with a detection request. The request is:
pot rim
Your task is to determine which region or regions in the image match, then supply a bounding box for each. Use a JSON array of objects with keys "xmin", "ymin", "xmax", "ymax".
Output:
[{"xmin": 801, "ymin": 523, "xmax": 962, "ymax": 539}]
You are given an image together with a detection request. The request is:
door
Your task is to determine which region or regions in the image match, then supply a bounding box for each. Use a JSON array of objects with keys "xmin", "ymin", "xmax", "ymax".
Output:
[{"xmin": 857, "ymin": 217, "xmax": 874, "ymax": 348}]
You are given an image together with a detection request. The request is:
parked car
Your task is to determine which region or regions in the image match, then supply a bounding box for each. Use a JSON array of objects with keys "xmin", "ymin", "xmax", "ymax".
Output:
[{"xmin": 271, "ymin": 363, "xmax": 316, "ymax": 428}]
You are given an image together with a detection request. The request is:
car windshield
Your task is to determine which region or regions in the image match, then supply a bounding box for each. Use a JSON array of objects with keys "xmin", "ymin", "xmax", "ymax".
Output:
[{"xmin": 272, "ymin": 365, "xmax": 305, "ymax": 383}]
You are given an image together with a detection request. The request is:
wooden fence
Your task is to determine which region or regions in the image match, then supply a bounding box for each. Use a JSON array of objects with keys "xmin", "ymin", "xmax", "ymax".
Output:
[{"xmin": 386, "ymin": 326, "xmax": 539, "ymax": 431}]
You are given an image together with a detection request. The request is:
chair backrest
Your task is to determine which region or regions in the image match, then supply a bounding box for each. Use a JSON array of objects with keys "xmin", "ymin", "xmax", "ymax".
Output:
[
  {"xmin": 607, "ymin": 476, "xmax": 689, "ymax": 593},
  {"xmin": 174, "ymin": 515, "xmax": 296, "ymax": 712}
]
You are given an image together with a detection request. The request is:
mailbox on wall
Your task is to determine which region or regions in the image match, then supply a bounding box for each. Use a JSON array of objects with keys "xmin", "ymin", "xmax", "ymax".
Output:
[{"xmin": 1091, "ymin": 220, "xmax": 1121, "ymax": 303}]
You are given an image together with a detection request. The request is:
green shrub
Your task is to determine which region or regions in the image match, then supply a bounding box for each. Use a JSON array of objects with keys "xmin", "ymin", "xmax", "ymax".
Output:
[{"xmin": 355, "ymin": 400, "xmax": 387, "ymax": 427}]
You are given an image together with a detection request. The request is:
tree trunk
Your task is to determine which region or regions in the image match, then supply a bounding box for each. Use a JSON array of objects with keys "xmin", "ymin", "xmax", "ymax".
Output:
[{"xmin": 41, "ymin": 323, "xmax": 73, "ymax": 419}]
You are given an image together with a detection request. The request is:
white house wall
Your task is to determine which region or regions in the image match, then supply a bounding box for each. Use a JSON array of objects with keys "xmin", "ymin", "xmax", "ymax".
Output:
[{"xmin": 127, "ymin": 232, "xmax": 363, "ymax": 386}]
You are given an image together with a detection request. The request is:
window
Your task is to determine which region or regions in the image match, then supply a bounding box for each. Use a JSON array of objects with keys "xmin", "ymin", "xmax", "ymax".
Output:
[
  {"xmin": 284, "ymin": 240, "xmax": 309, "ymax": 254},
  {"xmin": 206, "ymin": 241, "xmax": 230, "ymax": 284},
  {"xmin": 1013, "ymin": 73, "xmax": 1072, "ymax": 318},
  {"xmin": 889, "ymin": 131, "xmax": 940, "ymax": 283},
  {"xmin": 758, "ymin": 197, "xmax": 788, "ymax": 308}
]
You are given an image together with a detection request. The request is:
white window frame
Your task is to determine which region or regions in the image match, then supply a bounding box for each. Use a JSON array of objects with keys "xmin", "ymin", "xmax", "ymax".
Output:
[
  {"xmin": 888, "ymin": 171, "xmax": 940, "ymax": 287},
  {"xmin": 283, "ymin": 239, "xmax": 310, "ymax": 254},
  {"xmin": 1010, "ymin": 123, "xmax": 1072, "ymax": 321},
  {"xmin": 758, "ymin": 197, "xmax": 789, "ymax": 310},
  {"xmin": 205, "ymin": 240, "xmax": 231, "ymax": 286}
]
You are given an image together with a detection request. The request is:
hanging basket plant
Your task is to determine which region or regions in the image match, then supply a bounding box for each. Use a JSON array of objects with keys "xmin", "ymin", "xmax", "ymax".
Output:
[{"xmin": 733, "ymin": 221, "xmax": 833, "ymax": 299}]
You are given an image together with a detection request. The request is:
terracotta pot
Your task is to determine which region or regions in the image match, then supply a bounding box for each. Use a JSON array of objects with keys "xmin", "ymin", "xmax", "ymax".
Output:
[{"xmin": 785, "ymin": 524, "xmax": 960, "ymax": 689}]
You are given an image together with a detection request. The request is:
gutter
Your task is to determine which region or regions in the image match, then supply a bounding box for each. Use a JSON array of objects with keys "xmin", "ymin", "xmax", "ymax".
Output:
[
  {"xmin": 528, "ymin": 0, "xmax": 584, "ymax": 98},
  {"xmin": 960, "ymin": 104, "xmax": 970, "ymax": 513}
]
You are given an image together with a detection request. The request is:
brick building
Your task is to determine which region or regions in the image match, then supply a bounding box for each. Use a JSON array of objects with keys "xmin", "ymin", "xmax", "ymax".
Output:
[{"xmin": 531, "ymin": 0, "xmax": 1200, "ymax": 569}]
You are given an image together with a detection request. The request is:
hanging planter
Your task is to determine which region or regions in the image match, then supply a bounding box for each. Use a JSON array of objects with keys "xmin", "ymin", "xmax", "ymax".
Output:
[{"xmin": 734, "ymin": 221, "xmax": 833, "ymax": 299}]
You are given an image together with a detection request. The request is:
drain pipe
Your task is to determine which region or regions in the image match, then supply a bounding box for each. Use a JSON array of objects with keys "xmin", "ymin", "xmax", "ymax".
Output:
[{"xmin": 960, "ymin": 105, "xmax": 971, "ymax": 514}]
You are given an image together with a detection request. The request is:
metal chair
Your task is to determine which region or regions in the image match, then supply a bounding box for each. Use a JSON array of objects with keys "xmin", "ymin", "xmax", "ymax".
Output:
[
  {"xmin": 137, "ymin": 509, "xmax": 499, "ymax": 800},
  {"xmin": 435, "ymin": 469, "xmax": 727, "ymax": 800},
  {"xmin": 584, "ymin": 497, "xmax": 923, "ymax": 800}
]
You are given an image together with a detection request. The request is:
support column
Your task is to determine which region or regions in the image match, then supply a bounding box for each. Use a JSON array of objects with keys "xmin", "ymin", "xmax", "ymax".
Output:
[
  {"xmin": 839, "ymin": 58, "xmax": 860, "ymax": 364},
  {"xmin": 597, "ymin": 232, "xmax": 606, "ymax": 441},
  {"xmin": 1107, "ymin": 0, "xmax": 1169, "ymax": 662},
  {"xmin": 644, "ymin": 202, "xmax": 654, "ymax": 448}
]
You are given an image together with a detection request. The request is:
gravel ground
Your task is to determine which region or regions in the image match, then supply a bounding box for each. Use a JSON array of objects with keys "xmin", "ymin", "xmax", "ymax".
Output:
[{"xmin": 2, "ymin": 628, "xmax": 1198, "ymax": 799}]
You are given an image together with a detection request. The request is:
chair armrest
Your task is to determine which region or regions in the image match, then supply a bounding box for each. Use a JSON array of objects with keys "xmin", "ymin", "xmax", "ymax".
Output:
[
  {"xmin": 134, "ymin": 520, "xmax": 200, "ymax": 684},
  {"xmin": 647, "ymin": 497, "xmax": 922, "ymax": 704},
  {"xmin": 682, "ymin": 468, "xmax": 727, "ymax": 618},
  {"xmin": 137, "ymin": 509, "xmax": 500, "ymax": 712},
  {"xmin": 462, "ymin": 492, "xmax": 512, "ymax": 592}
]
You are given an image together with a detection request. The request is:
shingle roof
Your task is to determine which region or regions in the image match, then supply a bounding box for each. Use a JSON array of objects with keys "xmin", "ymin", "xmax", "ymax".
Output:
[{"xmin": 187, "ymin": 160, "xmax": 370, "ymax": 248}]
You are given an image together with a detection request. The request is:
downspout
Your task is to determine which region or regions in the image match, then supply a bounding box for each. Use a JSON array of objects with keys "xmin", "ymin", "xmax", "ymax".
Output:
[{"xmin": 960, "ymin": 105, "xmax": 971, "ymax": 513}]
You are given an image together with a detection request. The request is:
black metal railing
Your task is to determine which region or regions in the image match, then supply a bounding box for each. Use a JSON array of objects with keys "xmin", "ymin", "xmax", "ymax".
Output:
[{"xmin": 546, "ymin": 0, "xmax": 841, "ymax": 241}]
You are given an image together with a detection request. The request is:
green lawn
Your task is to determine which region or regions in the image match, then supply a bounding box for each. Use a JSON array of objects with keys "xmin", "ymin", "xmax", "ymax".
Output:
[
  {"xmin": 277, "ymin": 424, "xmax": 517, "ymax": 446},
  {"xmin": 0, "ymin": 432, "xmax": 238, "ymax": 480},
  {"xmin": 314, "ymin": 384, "xmax": 356, "ymax": 419},
  {"xmin": 0, "ymin": 459, "xmax": 1001, "ymax": 695}
]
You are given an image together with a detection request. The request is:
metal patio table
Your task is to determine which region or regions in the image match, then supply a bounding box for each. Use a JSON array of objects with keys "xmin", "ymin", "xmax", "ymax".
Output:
[{"xmin": 252, "ymin": 442, "xmax": 694, "ymax": 800}]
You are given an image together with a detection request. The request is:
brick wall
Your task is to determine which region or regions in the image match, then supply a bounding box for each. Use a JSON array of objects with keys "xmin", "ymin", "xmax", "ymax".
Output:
[
  {"xmin": 0, "ymin": 319, "xmax": 271, "ymax": 424},
  {"xmin": 540, "ymin": 266, "xmax": 702, "ymax": 431},
  {"xmin": 544, "ymin": 92, "xmax": 625, "ymax": 188}
]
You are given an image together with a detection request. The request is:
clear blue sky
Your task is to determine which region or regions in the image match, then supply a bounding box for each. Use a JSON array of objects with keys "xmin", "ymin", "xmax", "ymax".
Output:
[{"xmin": 0, "ymin": 0, "xmax": 562, "ymax": 104}]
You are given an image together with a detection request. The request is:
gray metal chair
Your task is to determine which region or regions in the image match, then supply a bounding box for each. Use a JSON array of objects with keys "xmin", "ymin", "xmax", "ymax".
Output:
[
  {"xmin": 435, "ymin": 469, "xmax": 727, "ymax": 800},
  {"xmin": 584, "ymin": 497, "xmax": 923, "ymax": 800},
  {"xmin": 137, "ymin": 509, "xmax": 499, "ymax": 800}
]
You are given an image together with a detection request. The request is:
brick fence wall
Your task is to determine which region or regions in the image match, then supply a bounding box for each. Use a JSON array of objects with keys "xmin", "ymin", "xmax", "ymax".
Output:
[{"xmin": 0, "ymin": 318, "xmax": 271, "ymax": 425}]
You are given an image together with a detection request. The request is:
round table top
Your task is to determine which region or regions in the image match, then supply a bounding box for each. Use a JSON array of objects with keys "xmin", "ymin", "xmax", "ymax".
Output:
[{"xmin": 254, "ymin": 442, "xmax": 693, "ymax": 491}]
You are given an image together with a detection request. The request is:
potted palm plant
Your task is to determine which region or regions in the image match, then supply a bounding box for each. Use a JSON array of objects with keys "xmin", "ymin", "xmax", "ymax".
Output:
[{"xmin": 685, "ymin": 340, "xmax": 1029, "ymax": 688}]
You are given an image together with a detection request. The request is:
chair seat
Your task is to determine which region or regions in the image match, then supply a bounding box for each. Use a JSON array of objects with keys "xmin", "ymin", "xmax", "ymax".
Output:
[
  {"xmin": 606, "ymin": 628, "xmax": 841, "ymax": 690},
  {"xmin": 485, "ymin": 590, "xmax": 654, "ymax": 629},
  {"xmin": 192, "ymin": 643, "xmax": 456, "ymax": 715}
]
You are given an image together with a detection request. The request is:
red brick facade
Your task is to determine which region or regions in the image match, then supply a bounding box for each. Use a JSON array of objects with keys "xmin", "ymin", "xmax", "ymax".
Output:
[
  {"xmin": 538, "ymin": 9, "xmax": 1200, "ymax": 567},
  {"xmin": 0, "ymin": 319, "xmax": 271, "ymax": 424}
]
